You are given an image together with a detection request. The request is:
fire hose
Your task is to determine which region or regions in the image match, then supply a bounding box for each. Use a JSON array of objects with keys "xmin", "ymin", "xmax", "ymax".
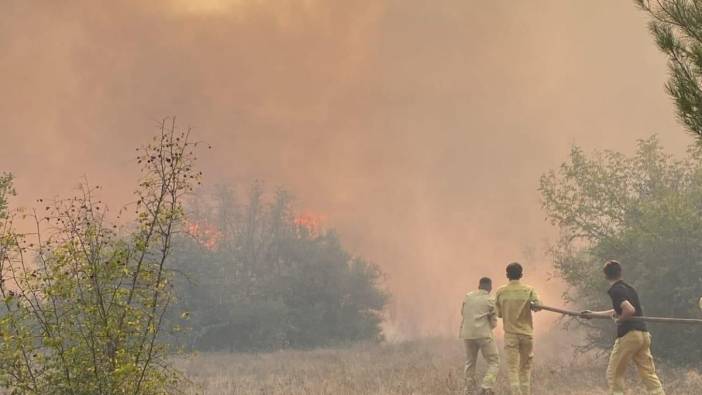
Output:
[{"xmin": 532, "ymin": 303, "xmax": 702, "ymax": 325}]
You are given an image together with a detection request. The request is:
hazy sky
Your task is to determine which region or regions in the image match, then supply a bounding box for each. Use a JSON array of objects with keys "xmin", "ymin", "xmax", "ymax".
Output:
[{"xmin": 0, "ymin": 0, "xmax": 692, "ymax": 337}]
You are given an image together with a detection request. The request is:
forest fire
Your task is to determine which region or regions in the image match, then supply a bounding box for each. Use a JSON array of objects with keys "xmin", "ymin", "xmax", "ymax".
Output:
[
  {"xmin": 6, "ymin": 1, "xmax": 702, "ymax": 393},
  {"xmin": 184, "ymin": 220, "xmax": 221, "ymax": 250},
  {"xmin": 293, "ymin": 212, "xmax": 327, "ymax": 237}
]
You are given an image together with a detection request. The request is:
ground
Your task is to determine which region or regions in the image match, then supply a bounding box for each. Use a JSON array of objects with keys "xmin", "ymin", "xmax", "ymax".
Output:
[{"xmin": 174, "ymin": 338, "xmax": 702, "ymax": 395}]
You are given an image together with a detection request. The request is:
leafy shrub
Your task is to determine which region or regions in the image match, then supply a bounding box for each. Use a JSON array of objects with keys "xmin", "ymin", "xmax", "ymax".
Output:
[
  {"xmin": 168, "ymin": 184, "xmax": 388, "ymax": 352},
  {"xmin": 0, "ymin": 119, "xmax": 200, "ymax": 394},
  {"xmin": 539, "ymin": 136, "xmax": 702, "ymax": 364}
]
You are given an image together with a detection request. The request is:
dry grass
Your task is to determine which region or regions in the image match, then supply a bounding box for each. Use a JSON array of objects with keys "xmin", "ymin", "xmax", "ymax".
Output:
[{"xmin": 174, "ymin": 337, "xmax": 702, "ymax": 395}]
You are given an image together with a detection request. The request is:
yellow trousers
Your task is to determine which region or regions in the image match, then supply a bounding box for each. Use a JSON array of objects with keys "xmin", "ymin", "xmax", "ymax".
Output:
[
  {"xmin": 504, "ymin": 333, "xmax": 533, "ymax": 395},
  {"xmin": 463, "ymin": 337, "xmax": 499, "ymax": 393},
  {"xmin": 607, "ymin": 330, "xmax": 665, "ymax": 395}
]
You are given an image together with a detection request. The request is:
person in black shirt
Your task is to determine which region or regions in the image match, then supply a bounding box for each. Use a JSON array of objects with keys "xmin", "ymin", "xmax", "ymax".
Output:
[
  {"xmin": 581, "ymin": 260, "xmax": 665, "ymax": 395},
  {"xmin": 608, "ymin": 279, "xmax": 647, "ymax": 338}
]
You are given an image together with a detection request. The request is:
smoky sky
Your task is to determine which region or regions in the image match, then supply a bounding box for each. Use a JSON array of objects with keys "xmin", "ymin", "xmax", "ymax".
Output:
[{"xmin": 0, "ymin": 0, "xmax": 692, "ymax": 337}]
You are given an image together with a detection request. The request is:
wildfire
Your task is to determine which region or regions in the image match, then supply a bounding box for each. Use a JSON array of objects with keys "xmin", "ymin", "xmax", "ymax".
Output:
[
  {"xmin": 184, "ymin": 220, "xmax": 221, "ymax": 250},
  {"xmin": 293, "ymin": 212, "xmax": 327, "ymax": 237}
]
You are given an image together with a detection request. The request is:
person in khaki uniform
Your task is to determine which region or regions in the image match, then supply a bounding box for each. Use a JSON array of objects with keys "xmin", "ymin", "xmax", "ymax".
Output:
[
  {"xmin": 581, "ymin": 260, "xmax": 665, "ymax": 395},
  {"xmin": 459, "ymin": 277, "xmax": 499, "ymax": 395},
  {"xmin": 494, "ymin": 262, "xmax": 541, "ymax": 395}
]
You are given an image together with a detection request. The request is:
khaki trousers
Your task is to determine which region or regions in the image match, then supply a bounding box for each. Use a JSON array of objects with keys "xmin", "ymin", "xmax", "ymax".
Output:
[
  {"xmin": 504, "ymin": 333, "xmax": 533, "ymax": 395},
  {"xmin": 607, "ymin": 330, "xmax": 665, "ymax": 395},
  {"xmin": 463, "ymin": 337, "xmax": 500, "ymax": 394}
]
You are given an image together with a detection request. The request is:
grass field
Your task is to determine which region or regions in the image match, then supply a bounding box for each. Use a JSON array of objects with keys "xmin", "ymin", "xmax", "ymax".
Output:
[{"xmin": 174, "ymin": 337, "xmax": 702, "ymax": 394}]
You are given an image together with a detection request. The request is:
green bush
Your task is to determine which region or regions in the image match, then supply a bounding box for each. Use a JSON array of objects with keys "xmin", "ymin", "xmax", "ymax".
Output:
[
  {"xmin": 0, "ymin": 119, "xmax": 200, "ymax": 394},
  {"xmin": 168, "ymin": 184, "xmax": 388, "ymax": 352},
  {"xmin": 540, "ymin": 136, "xmax": 702, "ymax": 365}
]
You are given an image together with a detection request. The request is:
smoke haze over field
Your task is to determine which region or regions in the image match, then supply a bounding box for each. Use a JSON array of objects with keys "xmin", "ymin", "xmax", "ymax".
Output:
[{"xmin": 0, "ymin": 0, "xmax": 692, "ymax": 337}]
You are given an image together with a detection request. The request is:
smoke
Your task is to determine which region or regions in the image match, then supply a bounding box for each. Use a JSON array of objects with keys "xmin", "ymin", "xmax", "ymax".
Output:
[{"xmin": 0, "ymin": 0, "xmax": 691, "ymax": 337}]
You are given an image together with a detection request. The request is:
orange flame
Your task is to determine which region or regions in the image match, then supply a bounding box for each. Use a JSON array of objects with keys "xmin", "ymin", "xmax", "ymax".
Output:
[
  {"xmin": 184, "ymin": 220, "xmax": 221, "ymax": 250},
  {"xmin": 294, "ymin": 212, "xmax": 327, "ymax": 237}
]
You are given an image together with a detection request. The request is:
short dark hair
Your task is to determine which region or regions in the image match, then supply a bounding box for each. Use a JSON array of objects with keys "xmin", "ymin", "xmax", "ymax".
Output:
[
  {"xmin": 506, "ymin": 262, "xmax": 523, "ymax": 280},
  {"xmin": 603, "ymin": 260, "xmax": 622, "ymax": 280},
  {"xmin": 479, "ymin": 277, "xmax": 492, "ymax": 288}
]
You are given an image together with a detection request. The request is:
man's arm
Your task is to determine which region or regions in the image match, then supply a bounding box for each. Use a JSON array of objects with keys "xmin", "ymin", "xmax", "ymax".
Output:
[
  {"xmin": 529, "ymin": 288, "xmax": 542, "ymax": 312},
  {"xmin": 618, "ymin": 300, "xmax": 636, "ymax": 320},
  {"xmin": 488, "ymin": 298, "xmax": 498, "ymax": 329},
  {"xmin": 582, "ymin": 284, "xmax": 629, "ymax": 320},
  {"xmin": 581, "ymin": 309, "xmax": 615, "ymax": 319},
  {"xmin": 581, "ymin": 303, "xmax": 632, "ymax": 320},
  {"xmin": 495, "ymin": 291, "xmax": 503, "ymax": 318},
  {"xmin": 580, "ymin": 286, "xmax": 635, "ymax": 319}
]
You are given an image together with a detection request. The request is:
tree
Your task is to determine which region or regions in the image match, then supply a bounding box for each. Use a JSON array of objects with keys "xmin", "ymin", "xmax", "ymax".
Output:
[
  {"xmin": 637, "ymin": 0, "xmax": 702, "ymax": 137},
  {"xmin": 0, "ymin": 173, "xmax": 14, "ymax": 219},
  {"xmin": 168, "ymin": 183, "xmax": 388, "ymax": 352},
  {"xmin": 0, "ymin": 119, "xmax": 201, "ymax": 393},
  {"xmin": 539, "ymin": 136, "xmax": 702, "ymax": 364}
]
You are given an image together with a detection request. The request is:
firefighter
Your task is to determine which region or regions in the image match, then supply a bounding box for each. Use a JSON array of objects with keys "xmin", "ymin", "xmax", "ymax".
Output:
[
  {"xmin": 495, "ymin": 262, "xmax": 541, "ymax": 395},
  {"xmin": 581, "ymin": 260, "xmax": 665, "ymax": 395},
  {"xmin": 459, "ymin": 277, "xmax": 499, "ymax": 395}
]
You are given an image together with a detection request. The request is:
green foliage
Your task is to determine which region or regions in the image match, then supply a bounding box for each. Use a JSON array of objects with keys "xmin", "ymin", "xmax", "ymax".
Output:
[
  {"xmin": 637, "ymin": 0, "xmax": 702, "ymax": 137},
  {"xmin": 539, "ymin": 136, "xmax": 702, "ymax": 365},
  {"xmin": 0, "ymin": 172, "xmax": 14, "ymax": 219},
  {"xmin": 168, "ymin": 184, "xmax": 388, "ymax": 352},
  {"xmin": 0, "ymin": 119, "xmax": 200, "ymax": 394}
]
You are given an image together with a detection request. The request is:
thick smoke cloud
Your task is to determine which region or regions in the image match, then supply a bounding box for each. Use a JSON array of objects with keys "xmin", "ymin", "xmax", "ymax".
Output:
[{"xmin": 0, "ymin": 0, "xmax": 690, "ymax": 337}]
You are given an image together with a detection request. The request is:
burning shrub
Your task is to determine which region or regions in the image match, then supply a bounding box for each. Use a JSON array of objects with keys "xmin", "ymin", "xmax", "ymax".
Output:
[{"xmin": 168, "ymin": 183, "xmax": 388, "ymax": 351}]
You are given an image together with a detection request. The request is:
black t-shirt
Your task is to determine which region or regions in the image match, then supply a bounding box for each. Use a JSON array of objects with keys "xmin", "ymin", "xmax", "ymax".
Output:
[{"xmin": 608, "ymin": 280, "xmax": 647, "ymax": 338}]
